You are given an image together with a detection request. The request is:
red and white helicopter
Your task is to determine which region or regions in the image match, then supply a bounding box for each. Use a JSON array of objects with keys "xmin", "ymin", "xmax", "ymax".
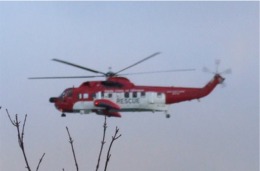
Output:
[{"xmin": 29, "ymin": 52, "xmax": 230, "ymax": 118}]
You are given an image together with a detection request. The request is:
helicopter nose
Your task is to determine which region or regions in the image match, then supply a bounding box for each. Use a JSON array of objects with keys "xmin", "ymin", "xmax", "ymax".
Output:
[{"xmin": 49, "ymin": 97, "xmax": 58, "ymax": 103}]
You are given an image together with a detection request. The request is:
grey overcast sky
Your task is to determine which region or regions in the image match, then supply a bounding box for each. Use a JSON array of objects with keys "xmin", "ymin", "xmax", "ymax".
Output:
[{"xmin": 0, "ymin": 2, "xmax": 259, "ymax": 171}]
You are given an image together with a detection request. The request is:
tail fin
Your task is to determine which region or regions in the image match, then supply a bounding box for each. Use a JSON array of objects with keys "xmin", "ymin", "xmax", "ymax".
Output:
[{"xmin": 200, "ymin": 74, "xmax": 224, "ymax": 97}]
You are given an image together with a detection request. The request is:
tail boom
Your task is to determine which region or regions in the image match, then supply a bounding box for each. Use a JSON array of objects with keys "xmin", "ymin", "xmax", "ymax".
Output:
[{"xmin": 166, "ymin": 74, "xmax": 224, "ymax": 104}]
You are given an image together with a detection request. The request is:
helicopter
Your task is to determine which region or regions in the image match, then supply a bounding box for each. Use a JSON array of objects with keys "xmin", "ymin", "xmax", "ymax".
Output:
[{"xmin": 29, "ymin": 52, "xmax": 231, "ymax": 118}]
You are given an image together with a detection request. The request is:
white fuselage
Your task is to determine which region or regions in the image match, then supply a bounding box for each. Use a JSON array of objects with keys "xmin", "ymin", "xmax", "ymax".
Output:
[{"xmin": 73, "ymin": 91, "xmax": 168, "ymax": 114}]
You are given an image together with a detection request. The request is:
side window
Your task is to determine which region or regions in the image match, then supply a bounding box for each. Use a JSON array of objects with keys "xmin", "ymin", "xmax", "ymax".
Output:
[
  {"xmin": 78, "ymin": 94, "xmax": 82, "ymax": 99},
  {"xmin": 141, "ymin": 92, "xmax": 146, "ymax": 97},
  {"xmin": 78, "ymin": 93, "xmax": 89, "ymax": 99},
  {"xmin": 125, "ymin": 92, "xmax": 129, "ymax": 98},
  {"xmin": 103, "ymin": 92, "xmax": 111, "ymax": 98},
  {"xmin": 96, "ymin": 92, "xmax": 102, "ymax": 99},
  {"xmin": 133, "ymin": 92, "xmax": 137, "ymax": 98},
  {"xmin": 83, "ymin": 93, "xmax": 89, "ymax": 99},
  {"xmin": 157, "ymin": 92, "xmax": 162, "ymax": 98}
]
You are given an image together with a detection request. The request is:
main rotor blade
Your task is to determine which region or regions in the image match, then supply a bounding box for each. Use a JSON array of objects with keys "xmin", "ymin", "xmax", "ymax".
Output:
[
  {"xmin": 115, "ymin": 52, "xmax": 161, "ymax": 75},
  {"xmin": 28, "ymin": 75, "xmax": 105, "ymax": 79},
  {"xmin": 120, "ymin": 68, "xmax": 195, "ymax": 76},
  {"xmin": 52, "ymin": 58, "xmax": 106, "ymax": 75}
]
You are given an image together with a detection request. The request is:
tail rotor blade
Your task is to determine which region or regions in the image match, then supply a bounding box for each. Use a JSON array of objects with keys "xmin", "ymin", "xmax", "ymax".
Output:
[
  {"xmin": 220, "ymin": 68, "xmax": 232, "ymax": 75},
  {"xmin": 202, "ymin": 67, "xmax": 213, "ymax": 74},
  {"xmin": 215, "ymin": 59, "xmax": 221, "ymax": 65},
  {"xmin": 215, "ymin": 59, "xmax": 221, "ymax": 73}
]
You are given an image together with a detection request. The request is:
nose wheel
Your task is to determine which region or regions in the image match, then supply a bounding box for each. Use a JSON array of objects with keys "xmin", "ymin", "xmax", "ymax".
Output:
[{"xmin": 61, "ymin": 113, "xmax": 66, "ymax": 117}]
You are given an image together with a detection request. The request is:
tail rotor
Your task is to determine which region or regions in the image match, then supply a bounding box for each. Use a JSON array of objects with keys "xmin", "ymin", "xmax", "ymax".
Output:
[{"xmin": 203, "ymin": 60, "xmax": 232, "ymax": 86}]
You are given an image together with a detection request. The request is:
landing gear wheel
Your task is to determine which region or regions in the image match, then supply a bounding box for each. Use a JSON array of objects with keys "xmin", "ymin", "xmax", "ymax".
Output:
[
  {"xmin": 61, "ymin": 113, "xmax": 66, "ymax": 117},
  {"xmin": 166, "ymin": 114, "xmax": 171, "ymax": 118}
]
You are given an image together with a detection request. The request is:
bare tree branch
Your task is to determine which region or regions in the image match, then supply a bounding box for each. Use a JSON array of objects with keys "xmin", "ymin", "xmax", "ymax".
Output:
[
  {"xmin": 96, "ymin": 116, "xmax": 107, "ymax": 171},
  {"xmin": 104, "ymin": 126, "xmax": 121, "ymax": 171},
  {"xmin": 6, "ymin": 109, "xmax": 31, "ymax": 171},
  {"xmin": 66, "ymin": 126, "xmax": 79, "ymax": 171},
  {"xmin": 6, "ymin": 109, "xmax": 45, "ymax": 171}
]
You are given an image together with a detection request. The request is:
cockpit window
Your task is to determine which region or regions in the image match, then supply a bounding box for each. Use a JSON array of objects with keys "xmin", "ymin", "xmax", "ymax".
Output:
[
  {"xmin": 67, "ymin": 89, "xmax": 73, "ymax": 97},
  {"xmin": 60, "ymin": 89, "xmax": 73, "ymax": 98}
]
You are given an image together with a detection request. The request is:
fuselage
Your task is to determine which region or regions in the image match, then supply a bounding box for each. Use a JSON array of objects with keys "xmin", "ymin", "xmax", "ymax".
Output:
[{"xmin": 50, "ymin": 74, "xmax": 224, "ymax": 117}]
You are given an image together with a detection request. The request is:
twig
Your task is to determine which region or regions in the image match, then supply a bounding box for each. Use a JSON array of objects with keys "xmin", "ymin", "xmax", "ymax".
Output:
[
  {"xmin": 104, "ymin": 126, "xmax": 121, "ymax": 171},
  {"xmin": 95, "ymin": 116, "xmax": 107, "ymax": 171},
  {"xmin": 66, "ymin": 126, "xmax": 79, "ymax": 171},
  {"xmin": 36, "ymin": 153, "xmax": 45, "ymax": 171},
  {"xmin": 6, "ymin": 109, "xmax": 17, "ymax": 126}
]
